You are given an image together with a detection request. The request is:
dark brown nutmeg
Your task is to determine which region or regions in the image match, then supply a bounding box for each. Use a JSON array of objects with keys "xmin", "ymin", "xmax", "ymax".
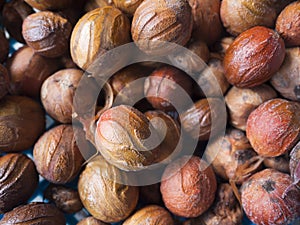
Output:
[
  {"xmin": 0, "ymin": 64, "xmax": 9, "ymax": 100},
  {"xmin": 71, "ymin": 6, "xmax": 131, "ymax": 70},
  {"xmin": 188, "ymin": 0, "xmax": 223, "ymax": 45},
  {"xmin": 180, "ymin": 98, "xmax": 226, "ymax": 141},
  {"xmin": 0, "ymin": 30, "xmax": 9, "ymax": 63},
  {"xmin": 132, "ymin": 0, "xmax": 193, "ymax": 55},
  {"xmin": 270, "ymin": 47, "xmax": 300, "ymax": 102},
  {"xmin": 0, "ymin": 95, "xmax": 45, "ymax": 152},
  {"xmin": 139, "ymin": 183, "xmax": 162, "ymax": 205},
  {"xmin": 241, "ymin": 169, "xmax": 300, "ymax": 225},
  {"xmin": 22, "ymin": 11, "xmax": 72, "ymax": 58},
  {"xmin": 144, "ymin": 66, "xmax": 193, "ymax": 111},
  {"xmin": 161, "ymin": 156, "xmax": 217, "ymax": 217},
  {"xmin": 41, "ymin": 69, "xmax": 83, "ymax": 123},
  {"xmin": 224, "ymin": 26, "xmax": 285, "ymax": 88},
  {"xmin": 183, "ymin": 183, "xmax": 243, "ymax": 225},
  {"xmin": 123, "ymin": 205, "xmax": 174, "ymax": 225},
  {"xmin": 206, "ymin": 128, "xmax": 257, "ymax": 184},
  {"xmin": 78, "ymin": 155, "xmax": 139, "ymax": 223},
  {"xmin": 113, "ymin": 0, "xmax": 144, "ymax": 15},
  {"xmin": 95, "ymin": 105, "xmax": 161, "ymax": 171},
  {"xmin": 220, "ymin": 0, "xmax": 291, "ymax": 36},
  {"xmin": 44, "ymin": 184, "xmax": 83, "ymax": 214},
  {"xmin": 0, "ymin": 154, "xmax": 38, "ymax": 213},
  {"xmin": 290, "ymin": 141, "xmax": 300, "ymax": 188},
  {"xmin": 24, "ymin": 0, "xmax": 72, "ymax": 10},
  {"xmin": 33, "ymin": 125, "xmax": 85, "ymax": 184},
  {"xmin": 225, "ymin": 84, "xmax": 277, "ymax": 131},
  {"xmin": 77, "ymin": 217, "xmax": 108, "ymax": 225},
  {"xmin": 276, "ymin": 1, "xmax": 300, "ymax": 47},
  {"xmin": 2, "ymin": 0, "xmax": 34, "ymax": 43},
  {"xmin": 246, "ymin": 98, "xmax": 300, "ymax": 157},
  {"xmin": 6, "ymin": 46, "xmax": 61, "ymax": 98},
  {"xmin": 0, "ymin": 202, "xmax": 66, "ymax": 225}
]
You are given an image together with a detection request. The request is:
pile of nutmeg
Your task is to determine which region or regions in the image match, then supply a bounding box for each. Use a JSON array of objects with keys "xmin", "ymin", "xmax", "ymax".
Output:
[{"xmin": 0, "ymin": 0, "xmax": 299, "ymax": 224}]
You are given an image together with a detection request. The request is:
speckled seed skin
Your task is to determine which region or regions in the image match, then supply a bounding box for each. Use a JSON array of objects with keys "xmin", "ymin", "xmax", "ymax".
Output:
[
  {"xmin": 224, "ymin": 26, "xmax": 285, "ymax": 88},
  {"xmin": 131, "ymin": 0, "xmax": 193, "ymax": 55},
  {"xmin": 161, "ymin": 156, "xmax": 217, "ymax": 218},
  {"xmin": 241, "ymin": 169, "xmax": 300, "ymax": 225},
  {"xmin": 22, "ymin": 11, "xmax": 72, "ymax": 58},
  {"xmin": 246, "ymin": 98, "xmax": 300, "ymax": 157}
]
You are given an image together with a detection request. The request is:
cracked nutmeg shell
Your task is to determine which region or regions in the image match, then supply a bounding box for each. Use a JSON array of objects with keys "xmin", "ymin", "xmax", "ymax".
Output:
[
  {"xmin": 161, "ymin": 156, "xmax": 217, "ymax": 218},
  {"xmin": 131, "ymin": 0, "xmax": 193, "ymax": 55},
  {"xmin": 0, "ymin": 154, "xmax": 38, "ymax": 213},
  {"xmin": 241, "ymin": 169, "xmax": 300, "ymax": 225},
  {"xmin": 0, "ymin": 202, "xmax": 66, "ymax": 225},
  {"xmin": 246, "ymin": 98, "xmax": 300, "ymax": 157},
  {"xmin": 33, "ymin": 124, "xmax": 85, "ymax": 184},
  {"xmin": 123, "ymin": 205, "xmax": 174, "ymax": 225},
  {"xmin": 224, "ymin": 26, "xmax": 285, "ymax": 88},
  {"xmin": 78, "ymin": 155, "xmax": 139, "ymax": 223},
  {"xmin": 22, "ymin": 11, "xmax": 72, "ymax": 58},
  {"xmin": 70, "ymin": 6, "xmax": 131, "ymax": 70},
  {"xmin": 0, "ymin": 95, "xmax": 45, "ymax": 152}
]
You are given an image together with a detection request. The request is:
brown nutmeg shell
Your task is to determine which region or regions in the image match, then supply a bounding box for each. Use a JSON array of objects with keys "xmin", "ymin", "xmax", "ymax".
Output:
[
  {"xmin": 113, "ymin": 0, "xmax": 143, "ymax": 15},
  {"xmin": 0, "ymin": 154, "xmax": 38, "ymax": 213},
  {"xmin": 24, "ymin": 0, "xmax": 72, "ymax": 10},
  {"xmin": 0, "ymin": 202, "xmax": 66, "ymax": 225},
  {"xmin": 22, "ymin": 11, "xmax": 72, "ymax": 58},
  {"xmin": 161, "ymin": 156, "xmax": 217, "ymax": 217},
  {"xmin": 246, "ymin": 98, "xmax": 300, "ymax": 157},
  {"xmin": 0, "ymin": 95, "xmax": 45, "ymax": 152},
  {"xmin": 77, "ymin": 217, "xmax": 108, "ymax": 225},
  {"xmin": 241, "ymin": 169, "xmax": 300, "ymax": 225},
  {"xmin": 224, "ymin": 26, "xmax": 285, "ymax": 88},
  {"xmin": 33, "ymin": 125, "xmax": 85, "ymax": 184}
]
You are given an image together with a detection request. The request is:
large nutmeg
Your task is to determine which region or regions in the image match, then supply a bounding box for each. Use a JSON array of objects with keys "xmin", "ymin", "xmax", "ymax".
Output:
[
  {"xmin": 188, "ymin": 0, "xmax": 223, "ymax": 45},
  {"xmin": 22, "ymin": 11, "xmax": 72, "ymax": 58},
  {"xmin": 180, "ymin": 98, "xmax": 226, "ymax": 141},
  {"xmin": 241, "ymin": 169, "xmax": 300, "ymax": 225},
  {"xmin": 0, "ymin": 95, "xmax": 45, "ymax": 152},
  {"xmin": 123, "ymin": 205, "xmax": 174, "ymax": 225},
  {"xmin": 131, "ymin": 0, "xmax": 193, "ymax": 55},
  {"xmin": 224, "ymin": 26, "xmax": 285, "ymax": 88},
  {"xmin": 95, "ymin": 105, "xmax": 161, "ymax": 171},
  {"xmin": 220, "ymin": 0, "xmax": 291, "ymax": 36},
  {"xmin": 276, "ymin": 1, "xmax": 300, "ymax": 47},
  {"xmin": 41, "ymin": 69, "xmax": 83, "ymax": 123},
  {"xmin": 24, "ymin": 0, "xmax": 72, "ymax": 10},
  {"xmin": 33, "ymin": 125, "xmax": 85, "ymax": 184},
  {"xmin": 246, "ymin": 98, "xmax": 300, "ymax": 157},
  {"xmin": 6, "ymin": 46, "xmax": 61, "ymax": 98},
  {"xmin": 161, "ymin": 156, "xmax": 217, "ymax": 217},
  {"xmin": 270, "ymin": 47, "xmax": 300, "ymax": 102},
  {"xmin": 0, "ymin": 202, "xmax": 66, "ymax": 225},
  {"xmin": 78, "ymin": 155, "xmax": 139, "ymax": 223},
  {"xmin": 225, "ymin": 84, "xmax": 277, "ymax": 131},
  {"xmin": 0, "ymin": 154, "xmax": 38, "ymax": 213},
  {"xmin": 70, "ymin": 6, "xmax": 131, "ymax": 70}
]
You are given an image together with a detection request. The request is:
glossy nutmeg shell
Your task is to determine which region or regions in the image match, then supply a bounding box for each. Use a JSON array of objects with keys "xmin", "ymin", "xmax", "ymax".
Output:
[
  {"xmin": 224, "ymin": 26, "xmax": 285, "ymax": 88},
  {"xmin": 0, "ymin": 154, "xmax": 38, "ymax": 213},
  {"xmin": 131, "ymin": 0, "xmax": 193, "ymax": 55},
  {"xmin": 246, "ymin": 98, "xmax": 300, "ymax": 157},
  {"xmin": 24, "ymin": 0, "xmax": 72, "ymax": 10}
]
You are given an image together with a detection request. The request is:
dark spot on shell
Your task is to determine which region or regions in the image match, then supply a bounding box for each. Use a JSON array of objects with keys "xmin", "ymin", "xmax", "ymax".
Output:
[{"xmin": 262, "ymin": 180, "xmax": 276, "ymax": 192}]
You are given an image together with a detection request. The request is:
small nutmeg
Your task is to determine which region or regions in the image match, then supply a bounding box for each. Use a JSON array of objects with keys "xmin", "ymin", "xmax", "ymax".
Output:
[
  {"xmin": 0, "ymin": 202, "xmax": 66, "ymax": 225},
  {"xmin": 33, "ymin": 125, "xmax": 85, "ymax": 184},
  {"xmin": 41, "ymin": 69, "xmax": 83, "ymax": 123},
  {"xmin": 0, "ymin": 95, "xmax": 45, "ymax": 152},
  {"xmin": 0, "ymin": 154, "xmax": 38, "ymax": 213},
  {"xmin": 77, "ymin": 217, "xmax": 108, "ymax": 225},
  {"xmin": 161, "ymin": 156, "xmax": 217, "ymax": 218},
  {"xmin": 223, "ymin": 26, "xmax": 285, "ymax": 88},
  {"xmin": 131, "ymin": 0, "xmax": 193, "ymax": 55},
  {"xmin": 78, "ymin": 155, "xmax": 139, "ymax": 223},
  {"xmin": 22, "ymin": 11, "xmax": 72, "ymax": 58},
  {"xmin": 246, "ymin": 98, "xmax": 300, "ymax": 157},
  {"xmin": 276, "ymin": 1, "xmax": 300, "ymax": 47},
  {"xmin": 241, "ymin": 169, "xmax": 300, "ymax": 225},
  {"xmin": 123, "ymin": 205, "xmax": 174, "ymax": 225}
]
